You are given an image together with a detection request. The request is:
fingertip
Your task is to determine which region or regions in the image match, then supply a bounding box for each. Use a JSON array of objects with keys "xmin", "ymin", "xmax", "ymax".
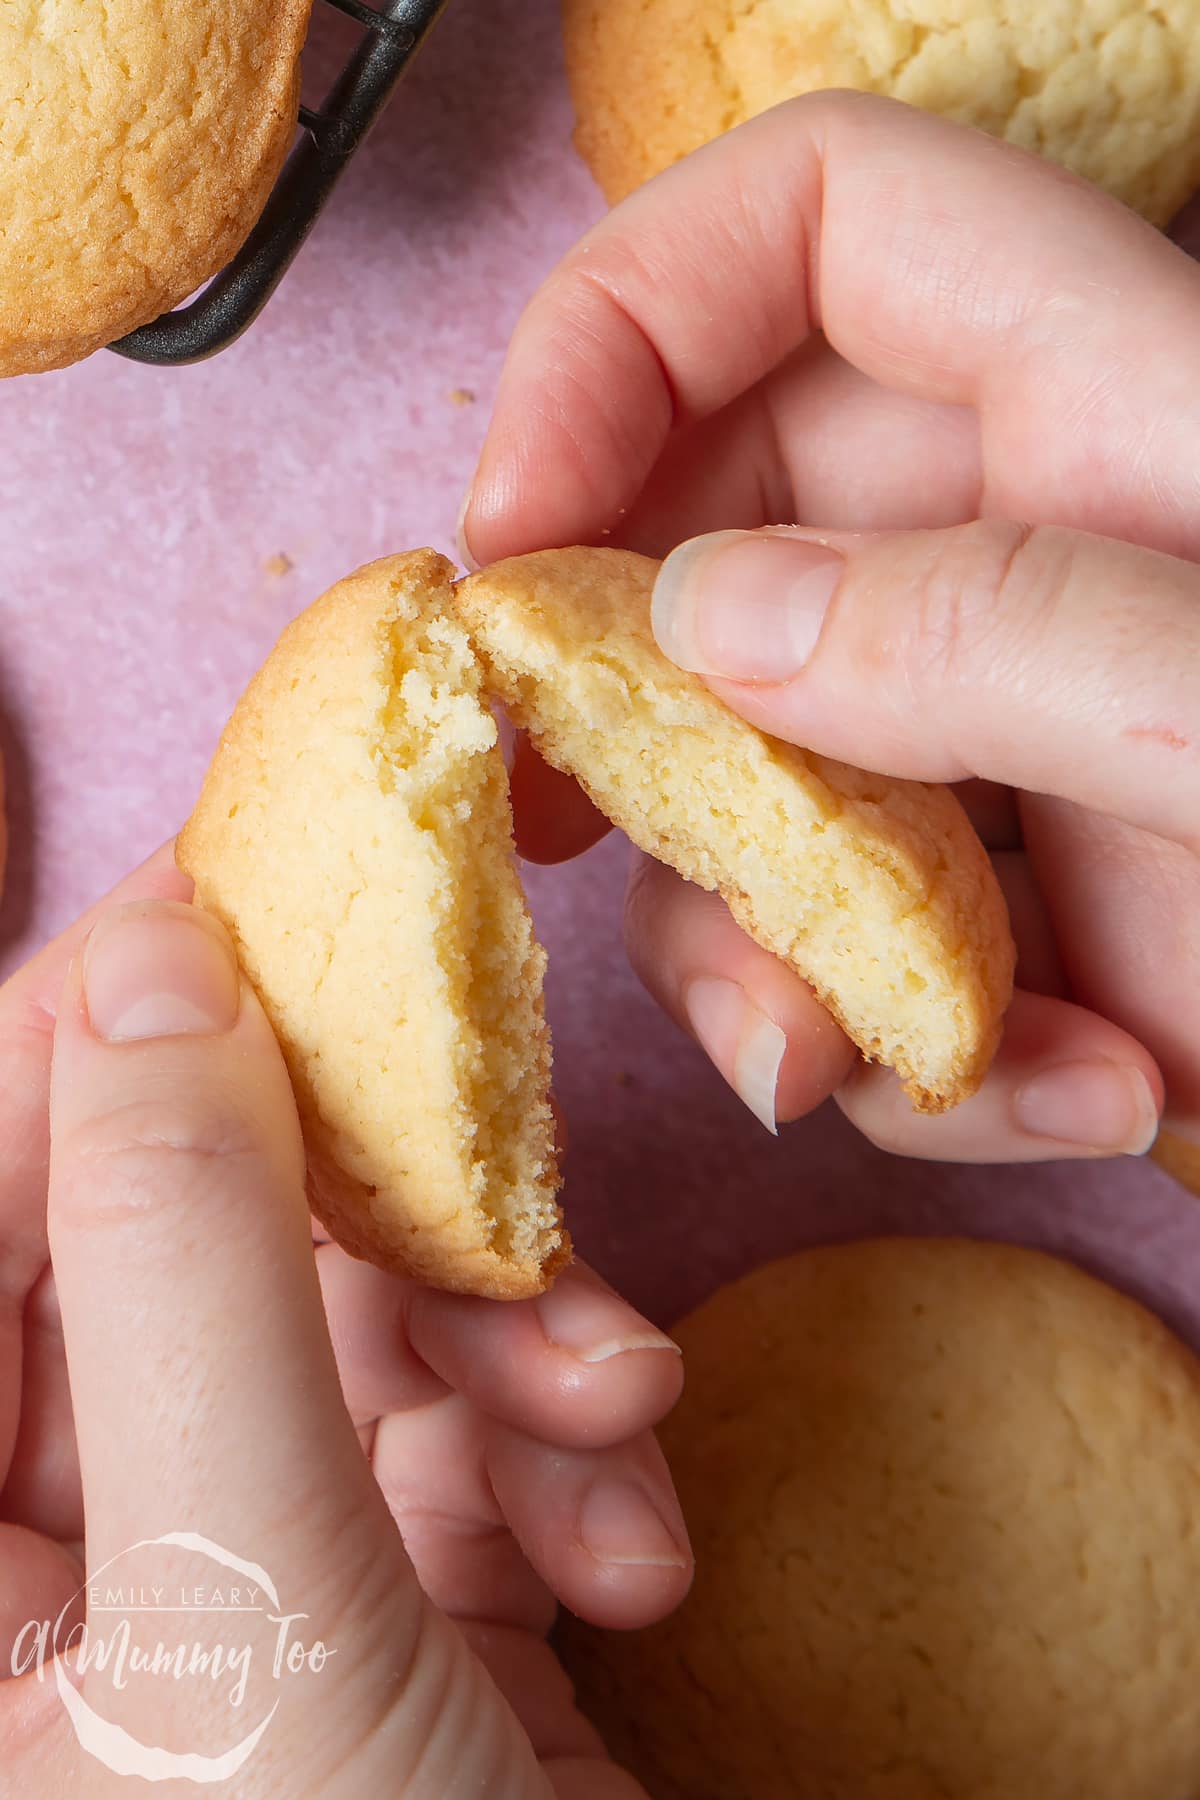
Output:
[
  {"xmin": 489, "ymin": 1428, "xmax": 692, "ymax": 1632},
  {"xmin": 510, "ymin": 735, "xmax": 613, "ymax": 864},
  {"xmin": 624, "ymin": 854, "xmax": 857, "ymax": 1129},
  {"xmin": 408, "ymin": 1264, "xmax": 684, "ymax": 1450},
  {"xmin": 837, "ymin": 989, "xmax": 1165, "ymax": 1163}
]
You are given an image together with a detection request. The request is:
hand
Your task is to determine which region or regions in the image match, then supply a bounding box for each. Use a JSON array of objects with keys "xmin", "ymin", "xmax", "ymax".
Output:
[
  {"xmin": 0, "ymin": 851, "xmax": 689, "ymax": 1795},
  {"xmin": 460, "ymin": 91, "xmax": 1200, "ymax": 1165}
]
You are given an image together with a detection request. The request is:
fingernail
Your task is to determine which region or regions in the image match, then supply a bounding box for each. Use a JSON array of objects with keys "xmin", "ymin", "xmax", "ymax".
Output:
[
  {"xmin": 1014, "ymin": 1061, "xmax": 1160, "ymax": 1155},
  {"xmin": 455, "ymin": 488, "xmax": 479, "ymax": 572},
  {"xmin": 535, "ymin": 1272, "xmax": 680, "ymax": 1364},
  {"xmin": 83, "ymin": 902, "xmax": 241, "ymax": 1043},
  {"xmin": 652, "ymin": 529, "xmax": 843, "ymax": 681},
  {"xmin": 579, "ymin": 1480, "xmax": 690, "ymax": 1569},
  {"xmin": 684, "ymin": 976, "xmax": 785, "ymax": 1135}
]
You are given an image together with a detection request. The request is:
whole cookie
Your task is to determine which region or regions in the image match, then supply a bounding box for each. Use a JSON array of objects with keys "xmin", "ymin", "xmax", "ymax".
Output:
[
  {"xmin": 0, "ymin": 1, "xmax": 311, "ymax": 376},
  {"xmin": 563, "ymin": 0, "xmax": 1200, "ymax": 222},
  {"xmin": 178, "ymin": 552, "xmax": 564, "ymax": 1300},
  {"xmin": 559, "ymin": 1239, "xmax": 1200, "ymax": 1799},
  {"xmin": 455, "ymin": 547, "xmax": 1014, "ymax": 1111}
]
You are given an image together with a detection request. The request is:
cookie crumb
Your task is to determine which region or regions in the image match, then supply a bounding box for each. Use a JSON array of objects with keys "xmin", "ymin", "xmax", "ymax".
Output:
[
  {"xmin": 264, "ymin": 553, "xmax": 294, "ymax": 579},
  {"xmin": 614, "ymin": 1069, "xmax": 632, "ymax": 1087},
  {"xmin": 448, "ymin": 387, "xmax": 476, "ymax": 408}
]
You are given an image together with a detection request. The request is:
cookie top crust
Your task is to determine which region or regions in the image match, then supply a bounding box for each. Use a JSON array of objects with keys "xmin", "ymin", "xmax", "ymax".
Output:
[
  {"xmin": 0, "ymin": 0, "xmax": 312, "ymax": 375},
  {"xmin": 561, "ymin": 1237, "xmax": 1200, "ymax": 1798},
  {"xmin": 563, "ymin": 0, "xmax": 1200, "ymax": 222}
]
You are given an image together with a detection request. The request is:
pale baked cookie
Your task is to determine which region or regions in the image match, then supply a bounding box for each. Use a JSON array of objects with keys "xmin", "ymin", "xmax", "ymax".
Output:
[
  {"xmin": 454, "ymin": 548, "xmax": 1014, "ymax": 1111},
  {"xmin": 178, "ymin": 552, "xmax": 565, "ymax": 1300},
  {"xmin": 0, "ymin": 1, "xmax": 312, "ymax": 376},
  {"xmin": 1152, "ymin": 1128, "xmax": 1200, "ymax": 1197},
  {"xmin": 562, "ymin": 0, "xmax": 1200, "ymax": 222},
  {"xmin": 559, "ymin": 1238, "xmax": 1200, "ymax": 1799}
]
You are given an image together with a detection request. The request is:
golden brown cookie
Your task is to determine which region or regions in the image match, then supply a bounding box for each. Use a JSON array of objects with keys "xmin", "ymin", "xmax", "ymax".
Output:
[
  {"xmin": 1152, "ymin": 1127, "xmax": 1200, "ymax": 1197},
  {"xmin": 178, "ymin": 552, "xmax": 565, "ymax": 1300},
  {"xmin": 0, "ymin": 1, "xmax": 312, "ymax": 376},
  {"xmin": 560, "ymin": 1238, "xmax": 1200, "ymax": 1799},
  {"xmin": 562, "ymin": 0, "xmax": 1200, "ymax": 222},
  {"xmin": 454, "ymin": 547, "xmax": 1014, "ymax": 1111}
]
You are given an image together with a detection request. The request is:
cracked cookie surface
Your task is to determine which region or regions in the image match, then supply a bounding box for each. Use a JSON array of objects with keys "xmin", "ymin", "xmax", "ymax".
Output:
[
  {"xmin": 0, "ymin": 0, "xmax": 312, "ymax": 375},
  {"xmin": 563, "ymin": 0, "xmax": 1200, "ymax": 221}
]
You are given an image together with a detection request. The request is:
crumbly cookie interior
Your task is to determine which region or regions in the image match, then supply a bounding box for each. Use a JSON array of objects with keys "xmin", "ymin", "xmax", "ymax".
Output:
[
  {"xmin": 456, "ymin": 548, "xmax": 1014, "ymax": 1110},
  {"xmin": 371, "ymin": 591, "xmax": 560, "ymax": 1264}
]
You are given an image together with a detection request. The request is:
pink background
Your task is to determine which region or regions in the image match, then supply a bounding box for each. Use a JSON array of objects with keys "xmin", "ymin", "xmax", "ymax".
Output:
[{"xmin": 1, "ymin": 0, "xmax": 1196, "ymax": 1341}]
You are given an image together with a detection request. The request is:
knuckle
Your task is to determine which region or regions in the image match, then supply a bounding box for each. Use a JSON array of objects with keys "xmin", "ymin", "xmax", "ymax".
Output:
[
  {"xmin": 901, "ymin": 520, "xmax": 1072, "ymax": 697},
  {"xmin": 55, "ymin": 1084, "xmax": 270, "ymax": 1234}
]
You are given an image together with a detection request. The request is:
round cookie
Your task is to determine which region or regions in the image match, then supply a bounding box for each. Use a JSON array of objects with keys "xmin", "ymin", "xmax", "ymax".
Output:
[
  {"xmin": 0, "ymin": 1, "xmax": 311, "ymax": 376},
  {"xmin": 559, "ymin": 1238, "xmax": 1200, "ymax": 1799},
  {"xmin": 178, "ymin": 552, "xmax": 565, "ymax": 1300},
  {"xmin": 455, "ymin": 547, "xmax": 1014, "ymax": 1111},
  {"xmin": 1152, "ymin": 1127, "xmax": 1200, "ymax": 1197},
  {"xmin": 562, "ymin": 0, "xmax": 1200, "ymax": 223}
]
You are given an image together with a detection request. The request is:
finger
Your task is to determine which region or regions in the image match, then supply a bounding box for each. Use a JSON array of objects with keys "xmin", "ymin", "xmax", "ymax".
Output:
[
  {"xmin": 612, "ymin": 338, "xmax": 982, "ymax": 557},
  {"xmin": 625, "ymin": 844, "xmax": 1064, "ymax": 1133},
  {"xmin": 320, "ymin": 1248, "xmax": 683, "ymax": 1451},
  {"xmin": 838, "ymin": 987, "xmax": 1162, "ymax": 1162},
  {"xmin": 623, "ymin": 851, "xmax": 855, "ymax": 1132},
  {"xmin": 49, "ymin": 900, "xmax": 556, "ymax": 1800},
  {"xmin": 371, "ymin": 1399, "xmax": 692, "ymax": 1631},
  {"xmin": 651, "ymin": 521, "xmax": 1200, "ymax": 850},
  {"xmin": 1021, "ymin": 795, "xmax": 1200, "ymax": 1132},
  {"xmin": 47, "ymin": 900, "xmax": 399, "ymax": 1591},
  {"xmin": 409, "ymin": 1263, "xmax": 683, "ymax": 1448},
  {"xmin": 0, "ymin": 1269, "xmax": 82, "ymax": 1544},
  {"xmin": 0, "ymin": 847, "xmax": 190, "ymax": 1533},
  {"xmin": 462, "ymin": 92, "xmax": 1200, "ymax": 564},
  {"xmin": 371, "ymin": 1394, "xmax": 557, "ymax": 1636},
  {"xmin": 0, "ymin": 841, "xmax": 190, "ymax": 1289},
  {"xmin": 990, "ymin": 851, "xmax": 1065, "ymax": 1001},
  {"xmin": 0, "ymin": 1525, "xmax": 82, "ymax": 1667},
  {"xmin": 509, "ymin": 731, "xmax": 612, "ymax": 865},
  {"xmin": 487, "ymin": 1421, "xmax": 691, "ymax": 1631}
]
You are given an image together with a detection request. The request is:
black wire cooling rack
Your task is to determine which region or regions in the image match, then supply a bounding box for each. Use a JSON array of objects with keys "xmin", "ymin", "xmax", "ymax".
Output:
[{"xmin": 109, "ymin": 0, "xmax": 449, "ymax": 366}]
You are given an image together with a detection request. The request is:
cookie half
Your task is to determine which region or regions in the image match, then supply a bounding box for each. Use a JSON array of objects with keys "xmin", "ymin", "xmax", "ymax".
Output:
[
  {"xmin": 178, "ymin": 552, "xmax": 565, "ymax": 1299},
  {"xmin": 455, "ymin": 547, "xmax": 1013, "ymax": 1111},
  {"xmin": 559, "ymin": 1239, "xmax": 1200, "ymax": 1799},
  {"xmin": 0, "ymin": 1, "xmax": 311, "ymax": 376}
]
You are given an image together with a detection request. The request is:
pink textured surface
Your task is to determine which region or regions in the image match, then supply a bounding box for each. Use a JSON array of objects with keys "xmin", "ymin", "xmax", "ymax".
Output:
[{"xmin": 0, "ymin": 0, "xmax": 1196, "ymax": 1340}]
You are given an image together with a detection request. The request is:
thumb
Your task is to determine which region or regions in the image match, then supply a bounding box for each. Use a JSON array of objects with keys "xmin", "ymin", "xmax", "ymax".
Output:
[
  {"xmin": 47, "ymin": 900, "xmax": 547, "ymax": 1795},
  {"xmin": 48, "ymin": 900, "xmax": 385, "ymax": 1582},
  {"xmin": 651, "ymin": 521, "xmax": 1199, "ymax": 850}
]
